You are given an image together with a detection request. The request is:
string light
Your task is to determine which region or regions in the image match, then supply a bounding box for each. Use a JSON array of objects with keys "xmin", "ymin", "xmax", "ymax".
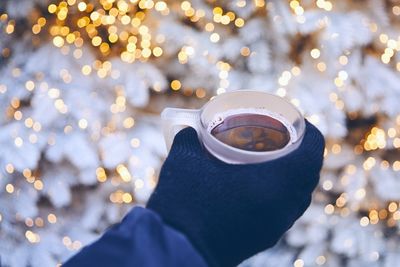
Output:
[
  {"xmin": 170, "ymin": 80, "xmax": 181, "ymax": 91},
  {"xmin": 310, "ymin": 48, "xmax": 321, "ymax": 59},
  {"xmin": 25, "ymin": 230, "xmax": 40, "ymax": 243},
  {"xmin": 116, "ymin": 164, "xmax": 132, "ymax": 182},
  {"xmin": 1, "ymin": 1, "xmax": 400, "ymax": 265},
  {"xmin": 363, "ymin": 127, "xmax": 386, "ymax": 151},
  {"xmin": 96, "ymin": 167, "xmax": 107, "ymax": 182},
  {"xmin": 294, "ymin": 259, "xmax": 304, "ymax": 267},
  {"xmin": 315, "ymin": 255, "xmax": 326, "ymax": 265},
  {"xmin": 48, "ymin": 213, "xmax": 57, "ymax": 224}
]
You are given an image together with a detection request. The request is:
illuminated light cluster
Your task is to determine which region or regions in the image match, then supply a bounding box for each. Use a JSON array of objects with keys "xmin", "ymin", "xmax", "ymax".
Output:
[
  {"xmin": 316, "ymin": 61, "xmax": 326, "ymax": 72},
  {"xmin": 48, "ymin": 213, "xmax": 57, "ymax": 224},
  {"xmin": 355, "ymin": 188, "xmax": 366, "ymax": 200},
  {"xmin": 1, "ymin": 46, "xmax": 10, "ymax": 58},
  {"xmin": 338, "ymin": 55, "xmax": 348, "ymax": 66},
  {"xmin": 212, "ymin": 6, "xmax": 238, "ymax": 27},
  {"xmin": 254, "ymin": 0, "xmax": 265, "ymax": 8},
  {"xmin": 54, "ymin": 98, "xmax": 68, "ymax": 114},
  {"xmin": 178, "ymin": 45, "xmax": 195, "ymax": 64},
  {"xmin": 33, "ymin": 180, "xmax": 44, "ymax": 190},
  {"xmin": 0, "ymin": 84, "xmax": 7, "ymax": 94},
  {"xmin": 48, "ymin": 87, "xmax": 60, "ymax": 99},
  {"xmin": 48, "ymin": 0, "xmax": 167, "ymax": 62},
  {"xmin": 331, "ymin": 143, "xmax": 341, "ymax": 154},
  {"xmin": 332, "ymin": 97, "xmax": 344, "ymax": 110},
  {"xmin": 387, "ymin": 127, "xmax": 400, "ymax": 148},
  {"xmin": 289, "ymin": 0, "xmax": 306, "ymax": 23},
  {"xmin": 393, "ymin": 161, "xmax": 400, "ymax": 171},
  {"xmin": 96, "ymin": 167, "xmax": 107, "ymax": 182},
  {"xmin": 32, "ymin": 17, "xmax": 47, "ymax": 34},
  {"xmin": 110, "ymin": 90, "xmax": 127, "ymax": 113},
  {"xmin": 380, "ymin": 160, "xmax": 390, "ymax": 170},
  {"xmin": 78, "ymin": 118, "xmax": 88, "ymax": 129},
  {"xmin": 236, "ymin": 0, "xmax": 246, "ymax": 8},
  {"xmin": 336, "ymin": 194, "xmax": 347, "ymax": 208},
  {"xmin": 276, "ymin": 87, "xmax": 286, "ymax": 97},
  {"xmin": 25, "ymin": 230, "xmax": 41, "ymax": 243},
  {"xmin": 235, "ymin": 18, "xmax": 245, "ymax": 28},
  {"xmin": 116, "ymin": 164, "xmax": 132, "ymax": 182},
  {"xmin": 393, "ymin": 210, "xmax": 400, "ymax": 220},
  {"xmin": 291, "ymin": 66, "xmax": 301, "ymax": 76},
  {"xmin": 388, "ymin": 202, "xmax": 398, "ymax": 213},
  {"xmin": 363, "ymin": 127, "xmax": 386, "ymax": 151},
  {"xmin": 360, "ymin": 216, "xmax": 369, "ymax": 227},
  {"xmin": 322, "ymin": 180, "xmax": 333, "ymax": 191},
  {"xmin": 324, "ymin": 204, "xmax": 335, "ymax": 214},
  {"xmin": 369, "ymin": 210, "xmax": 380, "ymax": 224},
  {"xmin": 334, "ymin": 70, "xmax": 348, "ymax": 89},
  {"xmin": 109, "ymin": 190, "xmax": 133, "ymax": 203},
  {"xmin": 363, "ymin": 156, "xmax": 376, "ymax": 170},
  {"xmin": 5, "ymin": 183, "xmax": 14, "ymax": 193},
  {"xmin": 310, "ymin": 48, "xmax": 321, "ymax": 59},
  {"xmin": 289, "ymin": 1, "xmax": 304, "ymax": 15},
  {"xmin": 180, "ymin": 1, "xmax": 205, "ymax": 22},
  {"xmin": 278, "ymin": 70, "xmax": 292, "ymax": 86},
  {"xmin": 63, "ymin": 236, "xmax": 82, "ymax": 250},
  {"xmin": 210, "ymin": 32, "xmax": 220, "ymax": 43},
  {"xmin": 204, "ymin": 22, "xmax": 214, "ymax": 32},
  {"xmin": 5, "ymin": 163, "xmax": 14, "ymax": 174},
  {"xmin": 134, "ymin": 178, "xmax": 144, "ymax": 190},
  {"xmin": 129, "ymin": 138, "xmax": 140, "ymax": 148},
  {"xmin": 277, "ymin": 68, "xmax": 299, "ymax": 97},
  {"xmin": 315, "ymin": 255, "xmax": 326, "ymax": 265},
  {"xmin": 316, "ymin": 0, "xmax": 333, "ymax": 11},
  {"xmin": 4, "ymin": 18, "xmax": 15, "ymax": 34},
  {"xmin": 378, "ymin": 34, "xmax": 400, "ymax": 64},
  {"xmin": 0, "ymin": 13, "xmax": 8, "ymax": 23},
  {"xmin": 368, "ymin": 203, "xmax": 400, "ymax": 227},
  {"xmin": 393, "ymin": 6, "xmax": 400, "ymax": 16},
  {"xmin": 216, "ymin": 61, "xmax": 231, "ymax": 95},
  {"xmin": 170, "ymin": 80, "xmax": 181, "ymax": 91},
  {"xmin": 24, "ymin": 169, "xmax": 37, "ymax": 184},
  {"xmin": 369, "ymin": 22, "xmax": 378, "ymax": 33},
  {"xmin": 195, "ymin": 88, "xmax": 206, "ymax": 98},
  {"xmin": 123, "ymin": 117, "xmax": 135, "ymax": 128},
  {"xmin": 240, "ymin": 46, "xmax": 250, "ymax": 57},
  {"xmin": 293, "ymin": 258, "xmax": 304, "ymax": 267}
]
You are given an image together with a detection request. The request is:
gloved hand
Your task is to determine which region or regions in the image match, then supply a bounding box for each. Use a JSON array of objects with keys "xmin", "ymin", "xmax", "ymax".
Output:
[{"xmin": 147, "ymin": 120, "xmax": 324, "ymax": 267}]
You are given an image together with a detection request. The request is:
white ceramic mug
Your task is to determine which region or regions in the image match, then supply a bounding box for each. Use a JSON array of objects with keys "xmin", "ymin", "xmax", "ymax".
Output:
[{"xmin": 161, "ymin": 90, "xmax": 305, "ymax": 164}]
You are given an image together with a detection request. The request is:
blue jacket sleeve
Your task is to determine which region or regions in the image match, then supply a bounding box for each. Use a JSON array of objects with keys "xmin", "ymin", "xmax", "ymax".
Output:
[{"xmin": 63, "ymin": 207, "xmax": 208, "ymax": 267}]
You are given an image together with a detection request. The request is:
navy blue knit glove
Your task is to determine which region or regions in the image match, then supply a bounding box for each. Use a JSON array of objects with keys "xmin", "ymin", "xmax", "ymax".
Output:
[{"xmin": 147, "ymin": 120, "xmax": 324, "ymax": 267}]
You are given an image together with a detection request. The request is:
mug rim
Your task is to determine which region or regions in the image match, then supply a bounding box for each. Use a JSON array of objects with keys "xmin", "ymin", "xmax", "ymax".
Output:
[{"xmin": 198, "ymin": 90, "xmax": 306, "ymax": 158}]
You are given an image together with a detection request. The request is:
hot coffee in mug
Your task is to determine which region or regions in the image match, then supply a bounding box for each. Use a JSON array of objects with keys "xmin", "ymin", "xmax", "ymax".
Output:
[
  {"xmin": 161, "ymin": 91, "xmax": 305, "ymax": 164},
  {"xmin": 208, "ymin": 109, "xmax": 294, "ymax": 152}
]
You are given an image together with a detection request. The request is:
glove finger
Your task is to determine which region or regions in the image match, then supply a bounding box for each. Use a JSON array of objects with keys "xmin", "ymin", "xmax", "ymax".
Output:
[
  {"xmin": 298, "ymin": 120, "xmax": 325, "ymax": 189},
  {"xmin": 294, "ymin": 120, "xmax": 325, "ymax": 189},
  {"xmin": 301, "ymin": 120, "xmax": 325, "ymax": 166},
  {"xmin": 168, "ymin": 127, "xmax": 204, "ymax": 158},
  {"xmin": 268, "ymin": 120, "xmax": 324, "ymax": 193}
]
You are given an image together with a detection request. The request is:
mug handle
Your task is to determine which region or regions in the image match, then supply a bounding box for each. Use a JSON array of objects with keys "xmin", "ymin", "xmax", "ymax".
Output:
[{"xmin": 161, "ymin": 108, "xmax": 201, "ymax": 151}]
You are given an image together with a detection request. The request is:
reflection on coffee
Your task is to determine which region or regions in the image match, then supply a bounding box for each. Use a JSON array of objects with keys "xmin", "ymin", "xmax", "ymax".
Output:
[{"xmin": 210, "ymin": 113, "xmax": 290, "ymax": 152}]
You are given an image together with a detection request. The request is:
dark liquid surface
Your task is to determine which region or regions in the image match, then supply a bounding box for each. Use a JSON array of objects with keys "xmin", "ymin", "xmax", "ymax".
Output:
[{"xmin": 210, "ymin": 113, "xmax": 290, "ymax": 152}]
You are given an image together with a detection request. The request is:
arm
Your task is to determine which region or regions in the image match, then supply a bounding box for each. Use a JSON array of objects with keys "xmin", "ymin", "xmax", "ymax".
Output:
[
  {"xmin": 64, "ymin": 120, "xmax": 324, "ymax": 267},
  {"xmin": 147, "ymin": 121, "xmax": 324, "ymax": 267},
  {"xmin": 63, "ymin": 207, "xmax": 207, "ymax": 267}
]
